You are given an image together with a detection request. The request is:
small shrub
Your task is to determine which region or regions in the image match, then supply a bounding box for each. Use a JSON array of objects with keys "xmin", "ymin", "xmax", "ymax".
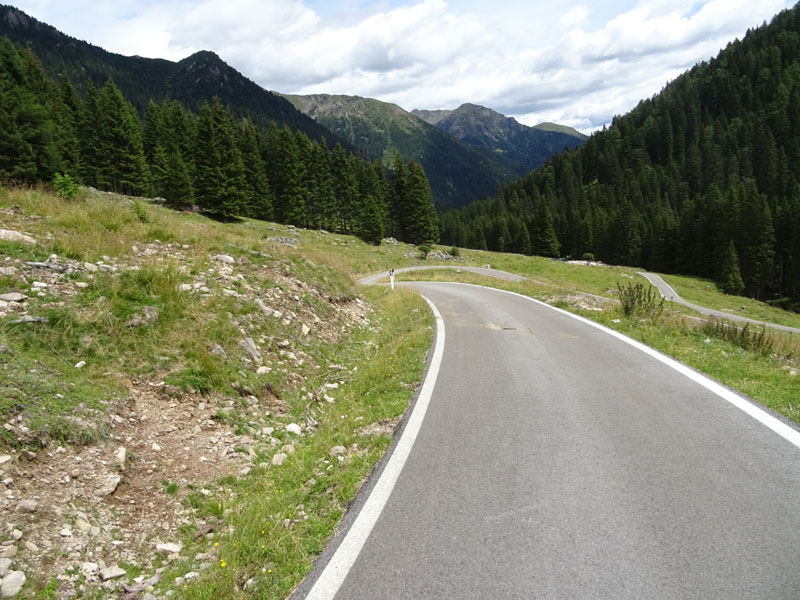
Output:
[
  {"xmin": 616, "ymin": 281, "xmax": 664, "ymax": 319},
  {"xmin": 449, "ymin": 246, "xmax": 461, "ymax": 257},
  {"xmin": 418, "ymin": 244, "xmax": 431, "ymax": 259},
  {"xmin": 581, "ymin": 252, "xmax": 595, "ymax": 261},
  {"xmin": 702, "ymin": 318, "xmax": 774, "ymax": 355},
  {"xmin": 52, "ymin": 173, "xmax": 79, "ymax": 199},
  {"xmin": 132, "ymin": 199, "xmax": 150, "ymax": 223}
]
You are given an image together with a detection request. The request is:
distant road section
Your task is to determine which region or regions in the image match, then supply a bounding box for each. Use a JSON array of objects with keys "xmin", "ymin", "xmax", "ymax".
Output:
[
  {"xmin": 639, "ymin": 272, "xmax": 800, "ymax": 334},
  {"xmin": 359, "ymin": 265, "xmax": 525, "ymax": 286}
]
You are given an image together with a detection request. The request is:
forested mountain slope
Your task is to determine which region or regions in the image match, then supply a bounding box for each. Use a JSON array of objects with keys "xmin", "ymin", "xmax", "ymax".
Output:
[
  {"xmin": 0, "ymin": 4, "xmax": 348, "ymax": 147},
  {"xmin": 285, "ymin": 93, "xmax": 520, "ymax": 210},
  {"xmin": 440, "ymin": 5, "xmax": 800, "ymax": 307},
  {"xmin": 412, "ymin": 103, "xmax": 586, "ymax": 171},
  {"xmin": 0, "ymin": 35, "xmax": 439, "ymax": 246}
]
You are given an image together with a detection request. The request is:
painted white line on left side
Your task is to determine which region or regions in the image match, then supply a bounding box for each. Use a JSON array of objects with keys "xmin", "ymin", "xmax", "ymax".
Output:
[{"xmin": 304, "ymin": 295, "xmax": 446, "ymax": 600}]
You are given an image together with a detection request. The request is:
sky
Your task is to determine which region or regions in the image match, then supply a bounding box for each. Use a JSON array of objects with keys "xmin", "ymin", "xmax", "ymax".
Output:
[{"xmin": 13, "ymin": 0, "xmax": 794, "ymax": 132}]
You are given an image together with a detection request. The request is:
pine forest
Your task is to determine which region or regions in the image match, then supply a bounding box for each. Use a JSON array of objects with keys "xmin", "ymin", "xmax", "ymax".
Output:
[
  {"xmin": 0, "ymin": 37, "xmax": 439, "ymax": 246},
  {"xmin": 440, "ymin": 6, "xmax": 800, "ymax": 308}
]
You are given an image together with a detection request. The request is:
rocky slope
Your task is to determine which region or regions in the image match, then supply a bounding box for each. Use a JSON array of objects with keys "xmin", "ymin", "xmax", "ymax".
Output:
[
  {"xmin": 0, "ymin": 188, "xmax": 411, "ymax": 599},
  {"xmin": 412, "ymin": 103, "xmax": 587, "ymax": 171}
]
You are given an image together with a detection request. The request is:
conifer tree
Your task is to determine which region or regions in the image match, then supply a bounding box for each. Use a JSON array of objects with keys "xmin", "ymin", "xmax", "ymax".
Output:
[
  {"xmin": 0, "ymin": 37, "xmax": 55, "ymax": 182},
  {"xmin": 530, "ymin": 203, "xmax": 560, "ymax": 258},
  {"xmin": 403, "ymin": 160, "xmax": 439, "ymax": 245},
  {"xmin": 388, "ymin": 154, "xmax": 407, "ymax": 240},
  {"xmin": 718, "ymin": 240, "xmax": 745, "ymax": 295},
  {"xmin": 238, "ymin": 121, "xmax": 272, "ymax": 220},
  {"xmin": 97, "ymin": 80, "xmax": 149, "ymax": 195},
  {"xmin": 78, "ymin": 80, "xmax": 102, "ymax": 187}
]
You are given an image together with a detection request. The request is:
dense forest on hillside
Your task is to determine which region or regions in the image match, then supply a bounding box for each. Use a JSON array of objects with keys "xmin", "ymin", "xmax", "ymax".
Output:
[
  {"xmin": 286, "ymin": 94, "xmax": 523, "ymax": 211},
  {"xmin": 0, "ymin": 37, "xmax": 439, "ymax": 245},
  {"xmin": 441, "ymin": 6, "xmax": 800, "ymax": 307},
  {"xmin": 0, "ymin": 5, "xmax": 353, "ymax": 149}
]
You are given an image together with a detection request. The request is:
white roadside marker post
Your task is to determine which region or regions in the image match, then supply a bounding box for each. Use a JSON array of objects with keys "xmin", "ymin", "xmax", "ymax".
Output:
[{"xmin": 390, "ymin": 268, "xmax": 395, "ymax": 290}]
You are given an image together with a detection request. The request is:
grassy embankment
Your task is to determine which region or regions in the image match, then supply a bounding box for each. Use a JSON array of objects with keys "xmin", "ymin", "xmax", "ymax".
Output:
[{"xmin": 0, "ymin": 185, "xmax": 435, "ymax": 599}]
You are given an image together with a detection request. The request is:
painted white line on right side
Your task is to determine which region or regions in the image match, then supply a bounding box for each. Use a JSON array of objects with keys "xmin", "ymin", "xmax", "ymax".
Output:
[{"xmin": 480, "ymin": 283, "xmax": 800, "ymax": 451}]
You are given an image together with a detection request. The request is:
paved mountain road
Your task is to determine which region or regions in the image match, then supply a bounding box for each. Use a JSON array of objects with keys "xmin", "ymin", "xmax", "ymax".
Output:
[
  {"xmin": 639, "ymin": 272, "xmax": 800, "ymax": 334},
  {"xmin": 293, "ymin": 281, "xmax": 800, "ymax": 600}
]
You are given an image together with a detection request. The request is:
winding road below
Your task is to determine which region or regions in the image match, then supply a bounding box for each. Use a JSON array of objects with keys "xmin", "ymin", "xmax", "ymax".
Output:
[
  {"xmin": 639, "ymin": 272, "xmax": 800, "ymax": 334},
  {"xmin": 293, "ymin": 277, "xmax": 800, "ymax": 599}
]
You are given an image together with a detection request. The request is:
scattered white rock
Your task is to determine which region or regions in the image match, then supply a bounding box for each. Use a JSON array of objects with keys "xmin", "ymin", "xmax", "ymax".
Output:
[
  {"xmin": 59, "ymin": 526, "xmax": 72, "ymax": 538},
  {"xmin": 280, "ymin": 444, "xmax": 295, "ymax": 455},
  {"xmin": 96, "ymin": 474, "xmax": 121, "ymax": 497},
  {"xmin": 83, "ymin": 262, "xmax": 98, "ymax": 272},
  {"xmin": 151, "ymin": 442, "xmax": 162, "ymax": 452},
  {"xmin": 0, "ymin": 570, "xmax": 26, "ymax": 597},
  {"xmin": 99, "ymin": 565, "xmax": 126, "ymax": 581},
  {"xmin": 115, "ymin": 447, "xmax": 127, "ymax": 471},
  {"xmin": 81, "ymin": 562, "xmax": 99, "ymax": 578},
  {"xmin": 0, "ymin": 559, "xmax": 10, "ymax": 578},
  {"xmin": 156, "ymin": 542, "xmax": 182, "ymax": 555},
  {"xmin": 272, "ymin": 453, "xmax": 287, "ymax": 466},
  {"xmin": 0, "ymin": 293, "xmax": 26, "ymax": 303},
  {"xmin": 330, "ymin": 446, "xmax": 346, "ymax": 456},
  {"xmin": 0, "ymin": 229, "xmax": 35, "ymax": 245},
  {"xmin": 213, "ymin": 254, "xmax": 235, "ymax": 264},
  {"xmin": 31, "ymin": 282, "xmax": 47, "ymax": 289},
  {"xmin": 9, "ymin": 531, "xmax": 21, "ymax": 542},
  {"xmin": 0, "ymin": 548, "xmax": 16, "ymax": 560},
  {"xmin": 256, "ymin": 366, "xmax": 271, "ymax": 375},
  {"xmin": 17, "ymin": 499, "xmax": 37, "ymax": 513},
  {"xmin": 0, "ymin": 267, "xmax": 16, "ymax": 277},
  {"xmin": 0, "ymin": 456, "xmax": 10, "ymax": 467},
  {"xmin": 301, "ymin": 323, "xmax": 310, "ymax": 336},
  {"xmin": 285, "ymin": 423, "xmax": 302, "ymax": 435},
  {"xmin": 75, "ymin": 518, "xmax": 92, "ymax": 533},
  {"xmin": 74, "ymin": 361, "xmax": 86, "ymax": 369},
  {"xmin": 239, "ymin": 337, "xmax": 262, "ymax": 363},
  {"xmin": 74, "ymin": 282, "xmax": 89, "ymax": 289}
]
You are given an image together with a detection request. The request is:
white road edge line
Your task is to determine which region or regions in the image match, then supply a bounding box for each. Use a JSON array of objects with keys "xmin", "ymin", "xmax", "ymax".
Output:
[
  {"xmin": 304, "ymin": 295, "xmax": 446, "ymax": 600},
  {"xmin": 475, "ymin": 283, "xmax": 800, "ymax": 451}
]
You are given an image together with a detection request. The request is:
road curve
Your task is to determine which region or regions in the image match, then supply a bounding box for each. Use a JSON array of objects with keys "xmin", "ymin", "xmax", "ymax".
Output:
[
  {"xmin": 294, "ymin": 281, "xmax": 800, "ymax": 600},
  {"xmin": 358, "ymin": 265, "xmax": 525, "ymax": 286},
  {"xmin": 639, "ymin": 272, "xmax": 800, "ymax": 334}
]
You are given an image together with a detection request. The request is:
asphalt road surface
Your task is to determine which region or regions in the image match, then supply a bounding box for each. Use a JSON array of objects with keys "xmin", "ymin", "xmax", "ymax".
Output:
[
  {"xmin": 294, "ymin": 281, "xmax": 800, "ymax": 600},
  {"xmin": 639, "ymin": 272, "xmax": 800, "ymax": 334},
  {"xmin": 358, "ymin": 265, "xmax": 526, "ymax": 286}
]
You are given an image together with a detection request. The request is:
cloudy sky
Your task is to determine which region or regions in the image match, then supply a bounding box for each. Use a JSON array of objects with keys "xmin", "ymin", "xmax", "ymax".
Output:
[{"xmin": 14, "ymin": 0, "xmax": 793, "ymax": 131}]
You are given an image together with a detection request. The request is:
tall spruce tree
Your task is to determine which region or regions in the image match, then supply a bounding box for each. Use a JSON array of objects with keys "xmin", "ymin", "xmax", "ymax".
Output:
[
  {"xmin": 403, "ymin": 160, "xmax": 439, "ymax": 245},
  {"xmin": 97, "ymin": 80, "xmax": 149, "ymax": 195}
]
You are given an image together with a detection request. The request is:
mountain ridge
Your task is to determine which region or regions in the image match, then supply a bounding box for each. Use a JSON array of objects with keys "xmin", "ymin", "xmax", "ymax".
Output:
[
  {"xmin": 411, "ymin": 103, "xmax": 586, "ymax": 172},
  {"xmin": 284, "ymin": 92, "xmax": 522, "ymax": 210}
]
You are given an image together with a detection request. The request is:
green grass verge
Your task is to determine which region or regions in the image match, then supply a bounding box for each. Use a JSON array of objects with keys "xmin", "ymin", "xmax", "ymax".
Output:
[
  {"xmin": 157, "ymin": 287, "xmax": 432, "ymax": 599},
  {"xmin": 660, "ymin": 273, "xmax": 800, "ymax": 329}
]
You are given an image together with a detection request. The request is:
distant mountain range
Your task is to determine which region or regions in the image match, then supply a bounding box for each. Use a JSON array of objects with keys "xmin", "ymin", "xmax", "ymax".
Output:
[
  {"xmin": 286, "ymin": 94, "xmax": 586, "ymax": 209},
  {"xmin": 1, "ymin": 3, "xmax": 586, "ymax": 209},
  {"xmin": 412, "ymin": 104, "xmax": 586, "ymax": 172}
]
